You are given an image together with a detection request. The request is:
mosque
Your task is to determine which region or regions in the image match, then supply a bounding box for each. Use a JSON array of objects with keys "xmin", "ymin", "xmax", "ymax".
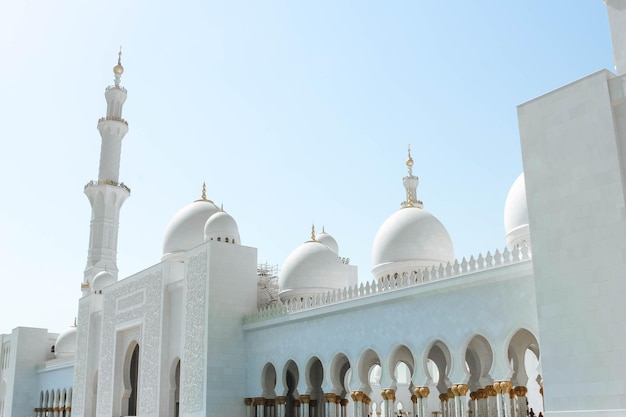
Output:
[{"xmin": 3, "ymin": 2, "xmax": 626, "ymax": 417}]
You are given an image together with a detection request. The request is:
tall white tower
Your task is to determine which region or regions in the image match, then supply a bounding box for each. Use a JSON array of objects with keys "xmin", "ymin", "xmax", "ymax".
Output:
[
  {"xmin": 606, "ymin": 0, "xmax": 626, "ymax": 74},
  {"xmin": 82, "ymin": 52, "xmax": 130, "ymax": 295}
]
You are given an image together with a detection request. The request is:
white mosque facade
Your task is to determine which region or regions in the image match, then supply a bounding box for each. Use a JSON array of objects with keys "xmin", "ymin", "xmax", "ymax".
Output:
[{"xmin": 3, "ymin": 2, "xmax": 626, "ymax": 417}]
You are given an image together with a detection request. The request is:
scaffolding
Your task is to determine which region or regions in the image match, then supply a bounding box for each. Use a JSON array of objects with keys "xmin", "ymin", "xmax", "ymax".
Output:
[{"xmin": 257, "ymin": 262, "xmax": 279, "ymax": 308}]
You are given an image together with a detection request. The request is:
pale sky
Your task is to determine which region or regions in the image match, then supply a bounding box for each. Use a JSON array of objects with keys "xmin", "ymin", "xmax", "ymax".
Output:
[{"xmin": 0, "ymin": 1, "xmax": 615, "ymax": 335}]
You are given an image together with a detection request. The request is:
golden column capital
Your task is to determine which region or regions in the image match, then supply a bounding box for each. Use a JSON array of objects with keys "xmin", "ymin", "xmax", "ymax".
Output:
[
  {"xmin": 335, "ymin": 396, "xmax": 342, "ymax": 404},
  {"xmin": 254, "ymin": 397, "xmax": 266, "ymax": 405},
  {"xmin": 364, "ymin": 395, "xmax": 372, "ymax": 405},
  {"xmin": 451, "ymin": 385, "xmax": 459, "ymax": 396},
  {"xmin": 419, "ymin": 386, "xmax": 430, "ymax": 398},
  {"xmin": 498, "ymin": 381, "xmax": 511, "ymax": 393},
  {"xmin": 276, "ymin": 396, "xmax": 287, "ymax": 405},
  {"xmin": 299, "ymin": 395, "xmax": 311, "ymax": 404},
  {"xmin": 447, "ymin": 388, "xmax": 454, "ymax": 400},
  {"xmin": 439, "ymin": 393, "xmax": 448, "ymax": 402},
  {"xmin": 381, "ymin": 389, "xmax": 396, "ymax": 402},
  {"xmin": 244, "ymin": 398, "xmax": 253, "ymax": 406},
  {"xmin": 513, "ymin": 386, "xmax": 527, "ymax": 397},
  {"xmin": 351, "ymin": 391, "xmax": 365, "ymax": 402},
  {"xmin": 266, "ymin": 399, "xmax": 276, "ymax": 406},
  {"xmin": 341, "ymin": 398, "xmax": 349, "ymax": 406},
  {"xmin": 324, "ymin": 393, "xmax": 337, "ymax": 403},
  {"xmin": 453, "ymin": 384, "xmax": 469, "ymax": 396},
  {"xmin": 484, "ymin": 385, "xmax": 497, "ymax": 397},
  {"xmin": 411, "ymin": 394, "xmax": 418, "ymax": 403},
  {"xmin": 493, "ymin": 382, "xmax": 502, "ymax": 394},
  {"xmin": 469, "ymin": 392, "xmax": 477, "ymax": 401}
]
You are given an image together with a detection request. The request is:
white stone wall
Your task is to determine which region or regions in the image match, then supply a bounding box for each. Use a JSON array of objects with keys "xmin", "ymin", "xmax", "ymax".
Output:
[
  {"xmin": 180, "ymin": 240, "xmax": 258, "ymax": 417},
  {"xmin": 244, "ymin": 261, "xmax": 537, "ymax": 414},
  {"xmin": 519, "ymin": 69, "xmax": 626, "ymax": 415}
]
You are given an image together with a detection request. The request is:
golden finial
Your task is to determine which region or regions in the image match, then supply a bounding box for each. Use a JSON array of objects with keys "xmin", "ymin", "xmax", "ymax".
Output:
[
  {"xmin": 195, "ymin": 182, "xmax": 214, "ymax": 203},
  {"xmin": 113, "ymin": 47, "xmax": 124, "ymax": 76},
  {"xmin": 220, "ymin": 203, "xmax": 224, "ymax": 212},
  {"xmin": 73, "ymin": 317, "xmax": 77, "ymax": 327},
  {"xmin": 406, "ymin": 144, "xmax": 414, "ymax": 167},
  {"xmin": 311, "ymin": 224, "xmax": 316, "ymax": 241}
]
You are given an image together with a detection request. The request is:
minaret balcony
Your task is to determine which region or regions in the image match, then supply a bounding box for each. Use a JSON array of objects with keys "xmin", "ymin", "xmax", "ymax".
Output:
[
  {"xmin": 98, "ymin": 116, "xmax": 128, "ymax": 126},
  {"xmin": 84, "ymin": 179, "xmax": 131, "ymax": 194}
]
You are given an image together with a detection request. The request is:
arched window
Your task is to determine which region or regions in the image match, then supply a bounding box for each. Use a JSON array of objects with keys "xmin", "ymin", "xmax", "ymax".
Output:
[{"xmin": 225, "ymin": 237, "xmax": 229, "ymax": 243}]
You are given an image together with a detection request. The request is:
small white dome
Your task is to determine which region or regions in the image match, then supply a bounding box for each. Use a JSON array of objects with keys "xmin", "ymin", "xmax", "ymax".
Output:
[
  {"xmin": 504, "ymin": 173, "xmax": 531, "ymax": 248},
  {"xmin": 204, "ymin": 211, "xmax": 240, "ymax": 244},
  {"xmin": 92, "ymin": 270, "xmax": 115, "ymax": 292},
  {"xmin": 162, "ymin": 198, "xmax": 220, "ymax": 260},
  {"xmin": 278, "ymin": 240, "xmax": 349, "ymax": 300},
  {"xmin": 372, "ymin": 207, "xmax": 454, "ymax": 279},
  {"xmin": 55, "ymin": 325, "xmax": 77, "ymax": 358},
  {"xmin": 316, "ymin": 230, "xmax": 339, "ymax": 254}
]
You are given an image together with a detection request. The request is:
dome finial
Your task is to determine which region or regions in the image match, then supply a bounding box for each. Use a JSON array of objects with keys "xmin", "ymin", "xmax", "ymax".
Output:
[
  {"xmin": 113, "ymin": 47, "xmax": 124, "ymax": 87},
  {"xmin": 406, "ymin": 144, "xmax": 414, "ymax": 176},
  {"xmin": 73, "ymin": 317, "xmax": 77, "ymax": 327},
  {"xmin": 311, "ymin": 224, "xmax": 316, "ymax": 241},
  {"xmin": 201, "ymin": 182, "xmax": 207, "ymax": 200},
  {"xmin": 401, "ymin": 145, "xmax": 422, "ymax": 209}
]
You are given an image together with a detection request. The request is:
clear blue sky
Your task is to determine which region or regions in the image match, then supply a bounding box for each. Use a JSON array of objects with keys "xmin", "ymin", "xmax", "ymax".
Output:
[{"xmin": 0, "ymin": 0, "xmax": 614, "ymax": 334}]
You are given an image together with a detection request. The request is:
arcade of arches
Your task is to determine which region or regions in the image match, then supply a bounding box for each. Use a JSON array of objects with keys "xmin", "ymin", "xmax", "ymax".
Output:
[{"xmin": 244, "ymin": 330, "xmax": 542, "ymax": 417}]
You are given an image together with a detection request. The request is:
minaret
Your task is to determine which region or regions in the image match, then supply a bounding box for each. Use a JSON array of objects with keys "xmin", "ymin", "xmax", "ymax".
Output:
[
  {"xmin": 82, "ymin": 51, "xmax": 130, "ymax": 295},
  {"xmin": 401, "ymin": 145, "xmax": 423, "ymax": 208},
  {"xmin": 605, "ymin": 0, "xmax": 626, "ymax": 75}
]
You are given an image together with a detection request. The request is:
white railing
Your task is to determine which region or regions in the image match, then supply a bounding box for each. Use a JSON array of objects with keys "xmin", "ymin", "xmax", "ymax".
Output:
[{"xmin": 243, "ymin": 243, "xmax": 531, "ymax": 324}]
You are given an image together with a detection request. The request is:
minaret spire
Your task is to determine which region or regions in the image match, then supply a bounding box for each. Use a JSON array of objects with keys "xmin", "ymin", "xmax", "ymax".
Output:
[
  {"xmin": 82, "ymin": 51, "xmax": 131, "ymax": 295},
  {"xmin": 401, "ymin": 145, "xmax": 423, "ymax": 209}
]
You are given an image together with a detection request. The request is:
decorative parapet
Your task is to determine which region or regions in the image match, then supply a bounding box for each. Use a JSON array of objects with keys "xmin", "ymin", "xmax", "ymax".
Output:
[
  {"xmin": 243, "ymin": 243, "xmax": 531, "ymax": 324},
  {"xmin": 84, "ymin": 179, "xmax": 131, "ymax": 193},
  {"xmin": 98, "ymin": 116, "xmax": 128, "ymax": 125}
]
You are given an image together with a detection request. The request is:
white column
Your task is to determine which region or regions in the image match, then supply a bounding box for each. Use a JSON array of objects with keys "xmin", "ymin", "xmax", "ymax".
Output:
[{"xmin": 299, "ymin": 395, "xmax": 311, "ymax": 417}]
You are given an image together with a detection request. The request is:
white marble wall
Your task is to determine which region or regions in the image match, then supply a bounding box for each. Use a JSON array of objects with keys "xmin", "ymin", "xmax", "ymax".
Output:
[{"xmin": 519, "ymin": 69, "xmax": 626, "ymax": 415}]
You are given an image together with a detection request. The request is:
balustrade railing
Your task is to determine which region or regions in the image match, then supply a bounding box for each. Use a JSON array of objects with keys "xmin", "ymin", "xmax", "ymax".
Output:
[{"xmin": 243, "ymin": 243, "xmax": 531, "ymax": 324}]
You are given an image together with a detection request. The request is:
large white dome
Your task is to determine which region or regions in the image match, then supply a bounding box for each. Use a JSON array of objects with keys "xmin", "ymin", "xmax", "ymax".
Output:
[
  {"xmin": 162, "ymin": 197, "xmax": 220, "ymax": 261},
  {"xmin": 504, "ymin": 173, "xmax": 531, "ymax": 248},
  {"xmin": 278, "ymin": 239, "xmax": 349, "ymax": 300},
  {"xmin": 372, "ymin": 206, "xmax": 455, "ymax": 279}
]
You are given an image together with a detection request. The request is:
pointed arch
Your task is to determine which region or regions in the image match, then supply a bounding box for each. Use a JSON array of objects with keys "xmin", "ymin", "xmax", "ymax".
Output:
[
  {"xmin": 357, "ymin": 348, "xmax": 381, "ymax": 396},
  {"xmin": 122, "ymin": 341, "xmax": 140, "ymax": 416},
  {"xmin": 283, "ymin": 360, "xmax": 300, "ymax": 417},
  {"xmin": 425, "ymin": 340, "xmax": 452, "ymax": 395},
  {"xmin": 261, "ymin": 362, "xmax": 277, "ymax": 398},
  {"xmin": 305, "ymin": 357, "xmax": 324, "ymax": 407},
  {"xmin": 508, "ymin": 328, "xmax": 540, "ymax": 386},
  {"xmin": 464, "ymin": 334, "xmax": 494, "ymax": 391},
  {"xmin": 169, "ymin": 357, "xmax": 181, "ymax": 417},
  {"xmin": 329, "ymin": 352, "xmax": 351, "ymax": 398}
]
